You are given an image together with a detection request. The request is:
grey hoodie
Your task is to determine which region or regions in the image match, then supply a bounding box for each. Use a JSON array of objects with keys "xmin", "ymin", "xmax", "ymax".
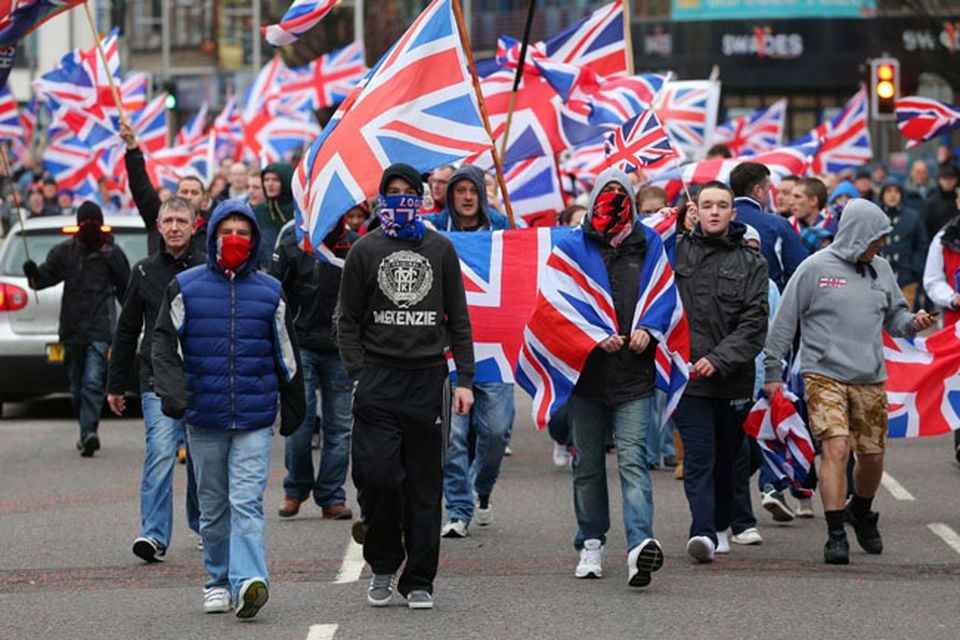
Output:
[
  {"xmin": 582, "ymin": 167, "xmax": 637, "ymax": 233},
  {"xmin": 763, "ymin": 198, "xmax": 916, "ymax": 385}
]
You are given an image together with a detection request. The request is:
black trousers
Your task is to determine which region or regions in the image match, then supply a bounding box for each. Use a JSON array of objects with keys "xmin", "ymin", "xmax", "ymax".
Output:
[{"xmin": 351, "ymin": 365, "xmax": 448, "ymax": 595}]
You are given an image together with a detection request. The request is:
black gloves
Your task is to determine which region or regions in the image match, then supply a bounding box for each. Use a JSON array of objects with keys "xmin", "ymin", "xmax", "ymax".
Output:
[{"xmin": 22, "ymin": 260, "xmax": 40, "ymax": 287}]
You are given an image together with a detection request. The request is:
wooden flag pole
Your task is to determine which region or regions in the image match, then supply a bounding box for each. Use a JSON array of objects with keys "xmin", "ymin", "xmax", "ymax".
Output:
[
  {"xmin": 82, "ymin": 1, "xmax": 129, "ymax": 127},
  {"xmin": 498, "ymin": 0, "xmax": 537, "ymax": 166},
  {"xmin": 621, "ymin": 0, "xmax": 634, "ymax": 76},
  {"xmin": 452, "ymin": 0, "xmax": 517, "ymax": 229},
  {"xmin": 0, "ymin": 144, "xmax": 39, "ymax": 303}
]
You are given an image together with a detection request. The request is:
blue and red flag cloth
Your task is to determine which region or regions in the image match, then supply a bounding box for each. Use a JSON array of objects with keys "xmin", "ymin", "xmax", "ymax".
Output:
[
  {"xmin": 0, "ymin": 83, "xmax": 21, "ymax": 140},
  {"xmin": 515, "ymin": 224, "xmax": 689, "ymax": 429},
  {"xmin": 503, "ymin": 156, "xmax": 565, "ymax": 227},
  {"xmin": 276, "ymin": 41, "xmax": 366, "ymax": 111},
  {"xmin": 711, "ymin": 99, "xmax": 786, "ymax": 157},
  {"xmin": 0, "ymin": 0, "xmax": 84, "ymax": 47},
  {"xmin": 653, "ymin": 80, "xmax": 721, "ymax": 161},
  {"xmin": 263, "ymin": 0, "xmax": 339, "ymax": 47},
  {"xmin": 884, "ymin": 324, "xmax": 960, "ymax": 438},
  {"xmin": 293, "ymin": 0, "xmax": 493, "ymax": 264},
  {"xmin": 742, "ymin": 389, "xmax": 816, "ymax": 493},
  {"xmin": 895, "ymin": 96, "xmax": 960, "ymax": 148},
  {"xmin": 602, "ymin": 108, "xmax": 676, "ymax": 174},
  {"xmin": 789, "ymin": 87, "xmax": 871, "ymax": 174}
]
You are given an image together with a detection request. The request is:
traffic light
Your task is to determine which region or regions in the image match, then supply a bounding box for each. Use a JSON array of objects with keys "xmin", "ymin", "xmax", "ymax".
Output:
[
  {"xmin": 163, "ymin": 80, "xmax": 178, "ymax": 111},
  {"xmin": 870, "ymin": 57, "xmax": 899, "ymax": 121}
]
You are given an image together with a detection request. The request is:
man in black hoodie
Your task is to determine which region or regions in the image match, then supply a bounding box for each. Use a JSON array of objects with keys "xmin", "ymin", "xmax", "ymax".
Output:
[
  {"xmin": 253, "ymin": 163, "xmax": 295, "ymax": 268},
  {"xmin": 338, "ymin": 163, "xmax": 474, "ymax": 611},
  {"xmin": 23, "ymin": 202, "xmax": 130, "ymax": 456},
  {"xmin": 673, "ymin": 181, "xmax": 769, "ymax": 564},
  {"xmin": 272, "ymin": 217, "xmax": 358, "ymax": 521}
]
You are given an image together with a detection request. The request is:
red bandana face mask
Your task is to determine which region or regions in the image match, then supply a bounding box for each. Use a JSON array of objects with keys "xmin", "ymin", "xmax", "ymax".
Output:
[
  {"xmin": 591, "ymin": 191, "xmax": 633, "ymax": 245},
  {"xmin": 217, "ymin": 234, "xmax": 252, "ymax": 273}
]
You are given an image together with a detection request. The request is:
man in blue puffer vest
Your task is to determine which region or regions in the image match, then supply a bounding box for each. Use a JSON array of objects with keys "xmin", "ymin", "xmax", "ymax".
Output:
[{"xmin": 152, "ymin": 200, "xmax": 305, "ymax": 620}]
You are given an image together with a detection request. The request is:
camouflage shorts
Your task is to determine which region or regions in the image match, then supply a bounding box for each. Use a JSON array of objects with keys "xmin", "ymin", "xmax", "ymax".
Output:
[{"xmin": 803, "ymin": 374, "xmax": 888, "ymax": 455}]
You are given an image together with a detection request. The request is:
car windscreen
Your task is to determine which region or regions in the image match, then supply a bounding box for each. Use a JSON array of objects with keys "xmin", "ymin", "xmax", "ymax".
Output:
[{"xmin": 1, "ymin": 229, "xmax": 149, "ymax": 276}]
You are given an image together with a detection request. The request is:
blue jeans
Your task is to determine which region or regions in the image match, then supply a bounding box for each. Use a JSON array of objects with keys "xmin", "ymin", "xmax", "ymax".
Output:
[
  {"xmin": 64, "ymin": 341, "xmax": 108, "ymax": 439},
  {"xmin": 187, "ymin": 425, "xmax": 272, "ymax": 600},
  {"xmin": 140, "ymin": 392, "xmax": 200, "ymax": 547},
  {"xmin": 569, "ymin": 395, "xmax": 655, "ymax": 551},
  {"xmin": 646, "ymin": 389, "xmax": 676, "ymax": 466},
  {"xmin": 443, "ymin": 382, "xmax": 515, "ymax": 522},
  {"xmin": 283, "ymin": 349, "xmax": 353, "ymax": 507}
]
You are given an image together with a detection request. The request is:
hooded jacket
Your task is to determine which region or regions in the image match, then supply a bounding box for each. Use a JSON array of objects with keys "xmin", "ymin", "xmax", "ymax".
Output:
[
  {"xmin": 152, "ymin": 200, "xmax": 305, "ymax": 434},
  {"xmin": 253, "ymin": 163, "xmax": 296, "ymax": 267},
  {"xmin": 733, "ymin": 195, "xmax": 806, "ymax": 291},
  {"xmin": 877, "ymin": 179, "xmax": 928, "ymax": 287},
  {"xmin": 675, "ymin": 220, "xmax": 770, "ymax": 399},
  {"xmin": 425, "ymin": 165, "xmax": 510, "ymax": 231},
  {"xmin": 573, "ymin": 168, "xmax": 656, "ymax": 403},
  {"xmin": 763, "ymin": 199, "xmax": 916, "ymax": 385},
  {"xmin": 923, "ymin": 183, "xmax": 960, "ymax": 241}
]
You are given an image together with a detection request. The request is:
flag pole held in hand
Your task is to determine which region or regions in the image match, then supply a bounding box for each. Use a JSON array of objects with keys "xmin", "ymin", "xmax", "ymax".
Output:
[{"xmin": 82, "ymin": 1, "xmax": 128, "ymax": 128}]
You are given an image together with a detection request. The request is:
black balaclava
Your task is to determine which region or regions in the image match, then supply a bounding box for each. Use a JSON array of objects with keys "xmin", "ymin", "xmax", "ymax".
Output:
[{"xmin": 76, "ymin": 201, "xmax": 105, "ymax": 251}]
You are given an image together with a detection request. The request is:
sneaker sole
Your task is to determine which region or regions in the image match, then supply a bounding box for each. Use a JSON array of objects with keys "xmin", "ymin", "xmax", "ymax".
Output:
[
  {"xmin": 687, "ymin": 539, "xmax": 714, "ymax": 563},
  {"xmin": 762, "ymin": 499, "xmax": 795, "ymax": 522},
  {"xmin": 441, "ymin": 529, "xmax": 467, "ymax": 539},
  {"xmin": 367, "ymin": 592, "xmax": 393, "ymax": 607},
  {"xmin": 235, "ymin": 580, "xmax": 269, "ymax": 619},
  {"xmin": 574, "ymin": 569, "xmax": 602, "ymax": 579},
  {"xmin": 824, "ymin": 552, "xmax": 850, "ymax": 565},
  {"xmin": 132, "ymin": 539, "xmax": 163, "ymax": 563},
  {"xmin": 629, "ymin": 544, "xmax": 664, "ymax": 588},
  {"xmin": 407, "ymin": 597, "xmax": 434, "ymax": 610}
]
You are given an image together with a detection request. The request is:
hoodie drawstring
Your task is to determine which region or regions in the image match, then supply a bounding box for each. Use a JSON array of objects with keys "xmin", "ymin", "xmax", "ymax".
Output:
[{"xmin": 855, "ymin": 262, "xmax": 878, "ymax": 279}]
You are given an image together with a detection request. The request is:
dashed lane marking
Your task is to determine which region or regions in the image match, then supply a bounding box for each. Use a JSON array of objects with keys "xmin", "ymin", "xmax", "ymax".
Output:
[
  {"xmin": 881, "ymin": 471, "xmax": 915, "ymax": 501},
  {"xmin": 306, "ymin": 623, "xmax": 338, "ymax": 640},
  {"xmin": 928, "ymin": 523, "xmax": 960, "ymax": 557},
  {"xmin": 333, "ymin": 539, "xmax": 365, "ymax": 584}
]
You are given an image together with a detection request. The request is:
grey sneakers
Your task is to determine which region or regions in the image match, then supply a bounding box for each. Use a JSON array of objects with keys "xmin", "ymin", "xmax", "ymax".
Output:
[{"xmin": 368, "ymin": 573, "xmax": 394, "ymax": 606}]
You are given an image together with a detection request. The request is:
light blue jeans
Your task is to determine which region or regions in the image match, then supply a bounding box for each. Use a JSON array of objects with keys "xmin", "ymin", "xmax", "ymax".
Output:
[
  {"xmin": 569, "ymin": 395, "xmax": 655, "ymax": 551},
  {"xmin": 283, "ymin": 349, "xmax": 353, "ymax": 507},
  {"xmin": 443, "ymin": 382, "xmax": 515, "ymax": 522},
  {"xmin": 646, "ymin": 389, "xmax": 676, "ymax": 466},
  {"xmin": 187, "ymin": 425, "xmax": 272, "ymax": 600},
  {"xmin": 140, "ymin": 392, "xmax": 199, "ymax": 547}
]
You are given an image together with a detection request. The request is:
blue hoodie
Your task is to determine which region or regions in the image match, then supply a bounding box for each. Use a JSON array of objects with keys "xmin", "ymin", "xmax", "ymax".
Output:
[
  {"xmin": 425, "ymin": 165, "xmax": 511, "ymax": 231},
  {"xmin": 734, "ymin": 195, "xmax": 807, "ymax": 291}
]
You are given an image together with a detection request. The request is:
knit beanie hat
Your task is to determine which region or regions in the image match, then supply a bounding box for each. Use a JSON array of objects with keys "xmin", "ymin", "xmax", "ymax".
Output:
[{"xmin": 379, "ymin": 163, "xmax": 424, "ymax": 196}]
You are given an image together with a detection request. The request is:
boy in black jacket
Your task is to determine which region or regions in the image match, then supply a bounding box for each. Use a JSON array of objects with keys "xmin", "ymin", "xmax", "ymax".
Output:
[{"xmin": 337, "ymin": 163, "xmax": 474, "ymax": 610}]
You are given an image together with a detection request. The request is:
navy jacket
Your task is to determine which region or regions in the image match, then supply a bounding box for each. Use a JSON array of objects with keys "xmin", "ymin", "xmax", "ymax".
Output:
[
  {"xmin": 733, "ymin": 196, "xmax": 806, "ymax": 291},
  {"xmin": 152, "ymin": 201, "xmax": 305, "ymax": 434}
]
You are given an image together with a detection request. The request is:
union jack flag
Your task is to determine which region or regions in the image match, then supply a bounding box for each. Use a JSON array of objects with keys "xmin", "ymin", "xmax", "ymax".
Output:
[
  {"xmin": 603, "ymin": 108, "xmax": 676, "ymax": 174},
  {"xmin": 653, "ymin": 80, "xmax": 721, "ymax": 161},
  {"xmin": 241, "ymin": 56, "xmax": 320, "ymax": 163},
  {"xmin": 712, "ymin": 99, "xmax": 786, "ymax": 156},
  {"xmin": 516, "ymin": 224, "xmax": 689, "ymax": 429},
  {"xmin": 277, "ymin": 42, "xmax": 366, "ymax": 111},
  {"xmin": 211, "ymin": 95, "xmax": 243, "ymax": 163},
  {"xmin": 639, "ymin": 208, "xmax": 678, "ymax": 260},
  {"xmin": 561, "ymin": 135, "xmax": 607, "ymax": 188},
  {"xmin": 895, "ymin": 96, "xmax": 960, "ymax": 148},
  {"xmin": 790, "ymin": 87, "xmax": 871, "ymax": 175},
  {"xmin": 0, "ymin": 84, "xmax": 21, "ymax": 140},
  {"xmin": 646, "ymin": 140, "xmax": 820, "ymax": 204},
  {"xmin": 743, "ymin": 389, "xmax": 816, "ymax": 491},
  {"xmin": 0, "ymin": 0, "xmax": 84, "ymax": 48},
  {"xmin": 503, "ymin": 156, "xmax": 565, "ymax": 227},
  {"xmin": 262, "ymin": 0, "xmax": 338, "ymax": 47},
  {"xmin": 121, "ymin": 73, "xmax": 148, "ymax": 113},
  {"xmin": 132, "ymin": 92, "xmax": 168, "ymax": 154},
  {"xmin": 293, "ymin": 0, "xmax": 493, "ymax": 264},
  {"xmin": 884, "ymin": 324, "xmax": 960, "ymax": 438},
  {"xmin": 175, "ymin": 102, "xmax": 208, "ymax": 148},
  {"xmin": 542, "ymin": 0, "xmax": 627, "ymax": 79}
]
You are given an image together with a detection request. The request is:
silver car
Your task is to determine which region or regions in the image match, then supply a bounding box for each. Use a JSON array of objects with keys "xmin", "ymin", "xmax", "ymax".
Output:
[{"xmin": 0, "ymin": 214, "xmax": 149, "ymax": 417}]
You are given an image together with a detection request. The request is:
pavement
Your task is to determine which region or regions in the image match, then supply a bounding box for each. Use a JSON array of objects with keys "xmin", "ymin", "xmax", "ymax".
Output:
[{"xmin": 2, "ymin": 391, "xmax": 960, "ymax": 640}]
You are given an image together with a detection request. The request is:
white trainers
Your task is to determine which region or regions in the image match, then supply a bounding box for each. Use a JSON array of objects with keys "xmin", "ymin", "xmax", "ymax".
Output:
[
  {"xmin": 441, "ymin": 520, "xmax": 468, "ymax": 538},
  {"xmin": 795, "ymin": 497, "xmax": 815, "ymax": 518},
  {"xmin": 687, "ymin": 536, "xmax": 715, "ymax": 563},
  {"xmin": 716, "ymin": 531, "xmax": 731, "ymax": 554},
  {"xmin": 552, "ymin": 442, "xmax": 572, "ymax": 467},
  {"xmin": 575, "ymin": 539, "xmax": 604, "ymax": 578},
  {"xmin": 474, "ymin": 504, "xmax": 493, "ymax": 526},
  {"xmin": 203, "ymin": 586, "xmax": 232, "ymax": 614},
  {"xmin": 626, "ymin": 538, "xmax": 664, "ymax": 588},
  {"xmin": 731, "ymin": 527, "xmax": 763, "ymax": 545}
]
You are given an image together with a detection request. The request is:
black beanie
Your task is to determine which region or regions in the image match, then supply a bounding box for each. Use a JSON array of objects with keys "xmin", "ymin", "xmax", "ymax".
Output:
[
  {"xmin": 379, "ymin": 163, "xmax": 424, "ymax": 196},
  {"xmin": 76, "ymin": 201, "xmax": 103, "ymax": 225}
]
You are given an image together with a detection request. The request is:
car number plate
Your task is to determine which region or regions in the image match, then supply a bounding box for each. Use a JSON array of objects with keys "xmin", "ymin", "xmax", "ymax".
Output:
[{"xmin": 47, "ymin": 343, "xmax": 65, "ymax": 363}]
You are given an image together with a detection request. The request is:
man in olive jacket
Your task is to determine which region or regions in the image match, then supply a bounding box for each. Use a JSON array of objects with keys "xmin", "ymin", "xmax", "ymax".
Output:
[{"xmin": 672, "ymin": 181, "xmax": 770, "ymax": 564}]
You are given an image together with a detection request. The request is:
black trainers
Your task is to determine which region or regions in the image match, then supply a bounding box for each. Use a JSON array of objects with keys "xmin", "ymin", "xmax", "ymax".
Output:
[
  {"xmin": 824, "ymin": 531, "xmax": 850, "ymax": 564},
  {"xmin": 79, "ymin": 433, "xmax": 100, "ymax": 457},
  {"xmin": 132, "ymin": 536, "xmax": 166, "ymax": 563},
  {"xmin": 845, "ymin": 506, "xmax": 883, "ymax": 554}
]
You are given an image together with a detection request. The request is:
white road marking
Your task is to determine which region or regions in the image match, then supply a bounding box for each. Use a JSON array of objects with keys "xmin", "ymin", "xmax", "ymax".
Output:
[
  {"xmin": 333, "ymin": 539, "xmax": 365, "ymax": 584},
  {"xmin": 881, "ymin": 471, "xmax": 915, "ymax": 501},
  {"xmin": 928, "ymin": 523, "xmax": 960, "ymax": 556},
  {"xmin": 306, "ymin": 624, "xmax": 338, "ymax": 640}
]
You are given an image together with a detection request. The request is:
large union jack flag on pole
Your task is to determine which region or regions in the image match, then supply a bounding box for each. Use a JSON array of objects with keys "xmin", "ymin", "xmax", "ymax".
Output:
[
  {"xmin": 790, "ymin": 87, "xmax": 871, "ymax": 174},
  {"xmin": 654, "ymin": 79, "xmax": 721, "ymax": 161},
  {"xmin": 542, "ymin": 0, "xmax": 627, "ymax": 78},
  {"xmin": 293, "ymin": 0, "xmax": 494, "ymax": 264},
  {"xmin": 603, "ymin": 108, "xmax": 676, "ymax": 174},
  {"xmin": 895, "ymin": 96, "xmax": 960, "ymax": 148},
  {"xmin": 262, "ymin": 0, "xmax": 339, "ymax": 47},
  {"xmin": 884, "ymin": 324, "xmax": 960, "ymax": 438},
  {"xmin": 711, "ymin": 99, "xmax": 786, "ymax": 156},
  {"xmin": 516, "ymin": 224, "xmax": 689, "ymax": 429}
]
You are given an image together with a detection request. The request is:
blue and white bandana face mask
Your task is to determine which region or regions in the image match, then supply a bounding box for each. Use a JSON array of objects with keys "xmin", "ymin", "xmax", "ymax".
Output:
[{"xmin": 377, "ymin": 194, "xmax": 426, "ymax": 240}]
